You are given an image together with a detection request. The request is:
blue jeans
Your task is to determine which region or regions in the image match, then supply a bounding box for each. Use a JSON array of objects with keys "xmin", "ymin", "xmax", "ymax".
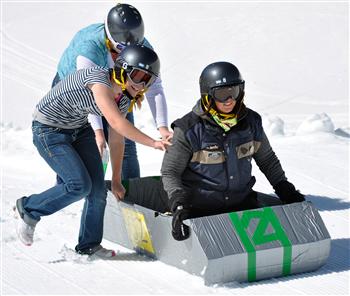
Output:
[
  {"xmin": 102, "ymin": 112, "xmax": 140, "ymax": 179},
  {"xmin": 22, "ymin": 121, "xmax": 107, "ymax": 251}
]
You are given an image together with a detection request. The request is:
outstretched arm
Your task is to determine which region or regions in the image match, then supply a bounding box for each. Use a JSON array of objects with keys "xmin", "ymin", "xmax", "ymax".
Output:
[
  {"xmin": 254, "ymin": 130, "xmax": 305, "ymax": 203},
  {"xmin": 145, "ymin": 77, "xmax": 172, "ymax": 140},
  {"xmin": 91, "ymin": 83, "xmax": 168, "ymax": 150},
  {"xmin": 108, "ymin": 127, "xmax": 126, "ymax": 200}
]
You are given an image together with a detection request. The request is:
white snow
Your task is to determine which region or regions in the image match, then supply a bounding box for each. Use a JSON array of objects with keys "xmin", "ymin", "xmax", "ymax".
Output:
[
  {"xmin": 262, "ymin": 114, "xmax": 285, "ymax": 137},
  {"xmin": 296, "ymin": 113, "xmax": 335, "ymax": 135},
  {"xmin": 1, "ymin": 1, "xmax": 349, "ymax": 295}
]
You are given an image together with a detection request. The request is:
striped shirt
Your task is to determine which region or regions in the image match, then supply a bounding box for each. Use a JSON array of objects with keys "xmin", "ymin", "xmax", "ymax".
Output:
[{"xmin": 33, "ymin": 67, "xmax": 129, "ymax": 129}]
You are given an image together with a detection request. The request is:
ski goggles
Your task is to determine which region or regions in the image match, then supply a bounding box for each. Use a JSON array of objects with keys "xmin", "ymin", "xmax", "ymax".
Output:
[
  {"xmin": 127, "ymin": 68, "xmax": 156, "ymax": 89},
  {"xmin": 211, "ymin": 85, "xmax": 243, "ymax": 103}
]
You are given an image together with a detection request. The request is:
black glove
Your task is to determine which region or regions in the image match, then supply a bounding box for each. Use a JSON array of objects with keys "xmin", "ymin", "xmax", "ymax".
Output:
[
  {"xmin": 274, "ymin": 180, "xmax": 305, "ymax": 204},
  {"xmin": 171, "ymin": 205, "xmax": 190, "ymax": 241}
]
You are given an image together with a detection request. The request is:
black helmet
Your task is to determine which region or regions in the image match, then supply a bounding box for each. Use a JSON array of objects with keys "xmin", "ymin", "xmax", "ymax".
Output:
[
  {"xmin": 113, "ymin": 44, "xmax": 160, "ymax": 90},
  {"xmin": 105, "ymin": 3, "xmax": 144, "ymax": 46},
  {"xmin": 115, "ymin": 44, "xmax": 160, "ymax": 77},
  {"xmin": 199, "ymin": 61, "xmax": 245, "ymax": 97}
]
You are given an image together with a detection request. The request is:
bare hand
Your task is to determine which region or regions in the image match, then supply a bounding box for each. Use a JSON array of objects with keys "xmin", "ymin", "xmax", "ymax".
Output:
[
  {"xmin": 153, "ymin": 139, "xmax": 172, "ymax": 151},
  {"xmin": 158, "ymin": 127, "xmax": 173, "ymax": 141},
  {"xmin": 111, "ymin": 180, "xmax": 126, "ymax": 201}
]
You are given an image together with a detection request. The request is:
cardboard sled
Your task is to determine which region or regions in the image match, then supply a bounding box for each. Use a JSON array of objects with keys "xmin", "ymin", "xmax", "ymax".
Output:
[{"xmin": 103, "ymin": 178, "xmax": 331, "ymax": 285}]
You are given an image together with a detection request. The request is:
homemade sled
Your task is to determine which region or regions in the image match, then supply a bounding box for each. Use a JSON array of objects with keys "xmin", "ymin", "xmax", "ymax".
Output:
[{"xmin": 103, "ymin": 177, "xmax": 331, "ymax": 285}]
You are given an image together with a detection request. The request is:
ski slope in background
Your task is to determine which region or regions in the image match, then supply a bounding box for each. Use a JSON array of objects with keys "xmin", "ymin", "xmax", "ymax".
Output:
[{"xmin": 1, "ymin": 1, "xmax": 349, "ymax": 294}]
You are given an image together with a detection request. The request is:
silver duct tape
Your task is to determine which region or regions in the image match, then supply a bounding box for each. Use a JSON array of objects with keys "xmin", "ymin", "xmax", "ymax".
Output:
[{"xmin": 103, "ymin": 193, "xmax": 331, "ymax": 284}]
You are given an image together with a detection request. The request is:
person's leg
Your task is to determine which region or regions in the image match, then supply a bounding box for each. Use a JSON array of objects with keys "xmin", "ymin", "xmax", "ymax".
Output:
[
  {"xmin": 72, "ymin": 125, "xmax": 107, "ymax": 252},
  {"xmin": 189, "ymin": 192, "xmax": 260, "ymax": 219},
  {"xmin": 20, "ymin": 122, "xmax": 92, "ymax": 222},
  {"xmin": 122, "ymin": 112, "xmax": 140, "ymax": 179},
  {"xmin": 124, "ymin": 177, "xmax": 170, "ymax": 213}
]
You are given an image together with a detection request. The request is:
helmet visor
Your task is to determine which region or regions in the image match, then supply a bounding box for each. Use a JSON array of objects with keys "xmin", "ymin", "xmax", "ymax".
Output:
[
  {"xmin": 211, "ymin": 85, "xmax": 243, "ymax": 103},
  {"xmin": 127, "ymin": 68, "xmax": 156, "ymax": 89}
]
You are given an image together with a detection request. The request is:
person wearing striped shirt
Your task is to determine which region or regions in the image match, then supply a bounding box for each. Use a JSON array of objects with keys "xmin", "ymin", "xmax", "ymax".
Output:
[
  {"xmin": 15, "ymin": 45, "xmax": 168, "ymax": 258},
  {"xmin": 53, "ymin": 3, "xmax": 172, "ymax": 181}
]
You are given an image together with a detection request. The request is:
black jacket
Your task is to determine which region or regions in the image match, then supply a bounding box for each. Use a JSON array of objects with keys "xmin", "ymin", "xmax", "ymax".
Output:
[{"xmin": 161, "ymin": 100, "xmax": 287, "ymax": 213}]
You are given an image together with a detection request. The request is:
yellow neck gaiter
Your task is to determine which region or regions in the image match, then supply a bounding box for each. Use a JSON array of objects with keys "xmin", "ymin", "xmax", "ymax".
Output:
[{"xmin": 201, "ymin": 95, "xmax": 240, "ymax": 132}]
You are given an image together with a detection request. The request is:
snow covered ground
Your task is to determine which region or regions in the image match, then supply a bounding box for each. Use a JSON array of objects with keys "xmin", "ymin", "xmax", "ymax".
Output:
[{"xmin": 1, "ymin": 1, "xmax": 349, "ymax": 294}]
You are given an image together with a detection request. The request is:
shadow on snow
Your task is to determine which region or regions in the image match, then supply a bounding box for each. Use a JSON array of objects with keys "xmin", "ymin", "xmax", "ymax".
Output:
[{"xmin": 306, "ymin": 195, "xmax": 350, "ymax": 212}]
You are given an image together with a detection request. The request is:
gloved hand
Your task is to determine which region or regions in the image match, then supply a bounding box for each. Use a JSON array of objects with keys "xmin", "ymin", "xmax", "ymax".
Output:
[
  {"xmin": 171, "ymin": 205, "xmax": 190, "ymax": 241},
  {"xmin": 274, "ymin": 180, "xmax": 305, "ymax": 204}
]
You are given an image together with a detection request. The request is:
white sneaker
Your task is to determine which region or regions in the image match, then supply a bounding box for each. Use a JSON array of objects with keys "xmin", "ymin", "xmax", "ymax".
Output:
[
  {"xmin": 16, "ymin": 216, "xmax": 36, "ymax": 246},
  {"xmin": 92, "ymin": 245, "xmax": 116, "ymax": 258},
  {"xmin": 13, "ymin": 206, "xmax": 35, "ymax": 246}
]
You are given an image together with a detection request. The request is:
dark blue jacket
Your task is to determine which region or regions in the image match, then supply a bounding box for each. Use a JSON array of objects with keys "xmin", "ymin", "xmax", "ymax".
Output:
[{"xmin": 161, "ymin": 100, "xmax": 286, "ymax": 212}]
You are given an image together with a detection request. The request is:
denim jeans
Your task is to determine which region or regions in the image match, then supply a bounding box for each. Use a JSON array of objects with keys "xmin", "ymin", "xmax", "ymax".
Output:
[
  {"xmin": 102, "ymin": 112, "xmax": 140, "ymax": 179},
  {"xmin": 22, "ymin": 121, "xmax": 107, "ymax": 251}
]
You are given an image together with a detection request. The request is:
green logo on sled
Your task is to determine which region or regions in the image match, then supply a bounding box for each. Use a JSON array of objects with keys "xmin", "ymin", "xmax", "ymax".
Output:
[{"xmin": 229, "ymin": 207, "xmax": 292, "ymax": 282}]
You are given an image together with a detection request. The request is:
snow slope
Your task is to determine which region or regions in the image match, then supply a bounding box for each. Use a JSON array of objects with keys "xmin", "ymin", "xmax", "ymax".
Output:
[{"xmin": 1, "ymin": 1, "xmax": 349, "ymax": 294}]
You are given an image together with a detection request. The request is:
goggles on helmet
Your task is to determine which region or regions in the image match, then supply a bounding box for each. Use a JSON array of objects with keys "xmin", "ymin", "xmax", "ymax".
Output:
[
  {"xmin": 211, "ymin": 84, "xmax": 243, "ymax": 103},
  {"xmin": 127, "ymin": 68, "xmax": 156, "ymax": 89}
]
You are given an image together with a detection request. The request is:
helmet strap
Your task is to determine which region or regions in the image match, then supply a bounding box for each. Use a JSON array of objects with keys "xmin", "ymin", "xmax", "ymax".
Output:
[
  {"xmin": 112, "ymin": 69, "xmax": 147, "ymax": 113},
  {"xmin": 128, "ymin": 89, "xmax": 147, "ymax": 112},
  {"xmin": 105, "ymin": 38, "xmax": 112, "ymax": 51},
  {"xmin": 112, "ymin": 68, "xmax": 126, "ymax": 91}
]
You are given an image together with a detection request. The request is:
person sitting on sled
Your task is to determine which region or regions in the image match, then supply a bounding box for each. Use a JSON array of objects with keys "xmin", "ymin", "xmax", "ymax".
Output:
[
  {"xmin": 15, "ymin": 45, "xmax": 170, "ymax": 258},
  {"xmin": 161, "ymin": 61, "xmax": 305, "ymax": 240}
]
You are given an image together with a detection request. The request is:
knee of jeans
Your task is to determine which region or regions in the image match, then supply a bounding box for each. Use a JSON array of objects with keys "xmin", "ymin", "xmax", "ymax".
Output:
[
  {"xmin": 65, "ymin": 179, "xmax": 92, "ymax": 197},
  {"xmin": 89, "ymin": 181, "xmax": 107, "ymax": 202},
  {"xmin": 86, "ymin": 189, "xmax": 107, "ymax": 207}
]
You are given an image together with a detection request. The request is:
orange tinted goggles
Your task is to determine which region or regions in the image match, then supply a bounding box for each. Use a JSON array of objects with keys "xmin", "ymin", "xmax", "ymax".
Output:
[{"xmin": 127, "ymin": 68, "xmax": 156, "ymax": 88}]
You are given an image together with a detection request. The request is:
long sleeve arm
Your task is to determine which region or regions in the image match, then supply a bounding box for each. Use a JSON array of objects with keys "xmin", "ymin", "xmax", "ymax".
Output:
[
  {"xmin": 253, "ymin": 130, "xmax": 287, "ymax": 187},
  {"xmin": 161, "ymin": 127, "xmax": 192, "ymax": 205},
  {"xmin": 145, "ymin": 76, "xmax": 168, "ymax": 128}
]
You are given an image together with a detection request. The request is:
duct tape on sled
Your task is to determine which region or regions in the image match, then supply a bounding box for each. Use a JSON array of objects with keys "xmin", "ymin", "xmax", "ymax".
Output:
[{"xmin": 103, "ymin": 184, "xmax": 330, "ymax": 285}]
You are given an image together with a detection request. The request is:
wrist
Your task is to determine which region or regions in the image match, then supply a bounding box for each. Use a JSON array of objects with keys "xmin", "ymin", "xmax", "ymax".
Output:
[
  {"xmin": 112, "ymin": 174, "xmax": 122, "ymax": 183},
  {"xmin": 169, "ymin": 192, "xmax": 187, "ymax": 212},
  {"xmin": 94, "ymin": 128, "xmax": 104, "ymax": 135},
  {"xmin": 151, "ymin": 139, "xmax": 160, "ymax": 149},
  {"xmin": 158, "ymin": 126, "xmax": 169, "ymax": 132}
]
